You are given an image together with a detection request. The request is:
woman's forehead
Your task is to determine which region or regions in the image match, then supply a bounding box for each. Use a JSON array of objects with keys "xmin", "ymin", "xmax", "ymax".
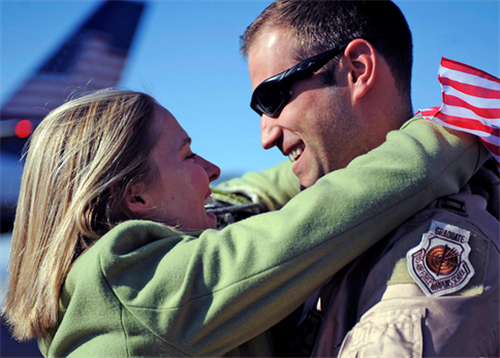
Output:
[{"xmin": 152, "ymin": 104, "xmax": 191, "ymax": 151}]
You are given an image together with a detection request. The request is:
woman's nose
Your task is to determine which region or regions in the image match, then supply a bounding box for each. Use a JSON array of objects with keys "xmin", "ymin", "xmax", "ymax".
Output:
[{"xmin": 201, "ymin": 157, "xmax": 221, "ymax": 183}]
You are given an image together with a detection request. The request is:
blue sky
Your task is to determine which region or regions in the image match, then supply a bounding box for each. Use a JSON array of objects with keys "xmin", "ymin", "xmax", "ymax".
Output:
[{"xmin": 1, "ymin": 0, "xmax": 499, "ymax": 176}]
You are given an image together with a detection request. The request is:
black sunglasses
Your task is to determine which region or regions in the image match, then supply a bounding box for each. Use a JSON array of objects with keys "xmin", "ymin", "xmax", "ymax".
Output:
[{"xmin": 250, "ymin": 42, "xmax": 350, "ymax": 117}]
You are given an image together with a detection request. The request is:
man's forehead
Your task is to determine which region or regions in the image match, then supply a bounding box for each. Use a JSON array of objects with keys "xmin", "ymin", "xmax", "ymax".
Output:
[
  {"xmin": 260, "ymin": 29, "xmax": 284, "ymax": 50},
  {"xmin": 248, "ymin": 27, "xmax": 298, "ymax": 86},
  {"xmin": 251, "ymin": 26, "xmax": 296, "ymax": 57}
]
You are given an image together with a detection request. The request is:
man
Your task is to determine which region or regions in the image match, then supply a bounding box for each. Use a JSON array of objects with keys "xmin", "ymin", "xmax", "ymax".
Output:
[{"xmin": 218, "ymin": 0, "xmax": 499, "ymax": 356}]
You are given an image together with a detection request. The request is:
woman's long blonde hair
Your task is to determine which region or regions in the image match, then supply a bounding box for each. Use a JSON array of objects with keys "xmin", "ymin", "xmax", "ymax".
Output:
[{"xmin": 3, "ymin": 89, "xmax": 158, "ymax": 340}]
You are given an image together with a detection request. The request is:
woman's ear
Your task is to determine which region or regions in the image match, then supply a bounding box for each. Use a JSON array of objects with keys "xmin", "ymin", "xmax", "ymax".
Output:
[
  {"xmin": 124, "ymin": 181, "xmax": 150, "ymax": 216},
  {"xmin": 342, "ymin": 39, "xmax": 377, "ymax": 101}
]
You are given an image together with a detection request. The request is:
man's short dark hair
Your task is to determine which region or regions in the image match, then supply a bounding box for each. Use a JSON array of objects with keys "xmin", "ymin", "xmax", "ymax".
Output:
[{"xmin": 241, "ymin": 0, "xmax": 413, "ymax": 97}]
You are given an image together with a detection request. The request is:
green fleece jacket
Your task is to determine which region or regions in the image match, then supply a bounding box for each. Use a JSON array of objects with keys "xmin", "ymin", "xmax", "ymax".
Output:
[{"xmin": 39, "ymin": 118, "xmax": 489, "ymax": 357}]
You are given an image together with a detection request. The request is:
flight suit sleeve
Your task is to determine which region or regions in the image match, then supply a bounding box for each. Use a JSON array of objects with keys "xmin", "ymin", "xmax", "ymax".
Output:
[{"xmin": 336, "ymin": 184, "xmax": 499, "ymax": 358}]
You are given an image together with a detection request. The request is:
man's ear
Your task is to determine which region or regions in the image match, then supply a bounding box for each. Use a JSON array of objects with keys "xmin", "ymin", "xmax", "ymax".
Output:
[
  {"xmin": 124, "ymin": 181, "xmax": 150, "ymax": 216},
  {"xmin": 342, "ymin": 39, "xmax": 377, "ymax": 100}
]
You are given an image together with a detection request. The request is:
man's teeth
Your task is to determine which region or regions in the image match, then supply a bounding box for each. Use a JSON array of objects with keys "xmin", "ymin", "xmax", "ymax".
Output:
[{"xmin": 288, "ymin": 147, "xmax": 303, "ymax": 163}]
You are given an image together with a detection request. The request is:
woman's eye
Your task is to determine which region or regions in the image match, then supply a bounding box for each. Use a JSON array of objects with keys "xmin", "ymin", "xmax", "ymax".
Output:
[{"xmin": 186, "ymin": 153, "xmax": 197, "ymax": 160}]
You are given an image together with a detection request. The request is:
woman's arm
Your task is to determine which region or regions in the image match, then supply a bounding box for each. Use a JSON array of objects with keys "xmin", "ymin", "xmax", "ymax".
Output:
[
  {"xmin": 100, "ymin": 118, "xmax": 488, "ymax": 356},
  {"xmin": 216, "ymin": 160, "xmax": 300, "ymax": 211}
]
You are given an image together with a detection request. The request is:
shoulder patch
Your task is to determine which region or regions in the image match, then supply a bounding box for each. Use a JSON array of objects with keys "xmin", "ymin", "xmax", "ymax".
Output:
[{"xmin": 406, "ymin": 220, "xmax": 475, "ymax": 297}]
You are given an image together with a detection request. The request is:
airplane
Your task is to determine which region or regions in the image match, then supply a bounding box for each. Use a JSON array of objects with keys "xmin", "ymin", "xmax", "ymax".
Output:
[
  {"xmin": 0, "ymin": 0, "xmax": 147, "ymax": 233},
  {"xmin": 0, "ymin": 1, "xmax": 147, "ymax": 356}
]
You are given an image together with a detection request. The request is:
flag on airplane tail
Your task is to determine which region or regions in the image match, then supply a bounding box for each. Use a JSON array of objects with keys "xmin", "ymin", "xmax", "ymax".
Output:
[{"xmin": 417, "ymin": 58, "xmax": 500, "ymax": 168}]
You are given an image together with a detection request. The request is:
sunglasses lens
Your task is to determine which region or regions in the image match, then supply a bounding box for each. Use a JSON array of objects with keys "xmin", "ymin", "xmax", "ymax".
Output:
[{"xmin": 251, "ymin": 82, "xmax": 287, "ymax": 117}]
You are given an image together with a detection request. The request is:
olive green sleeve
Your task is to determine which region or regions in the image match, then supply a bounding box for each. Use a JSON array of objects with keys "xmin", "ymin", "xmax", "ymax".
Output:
[
  {"xmin": 216, "ymin": 160, "xmax": 300, "ymax": 211},
  {"xmin": 101, "ymin": 118, "xmax": 488, "ymax": 356}
]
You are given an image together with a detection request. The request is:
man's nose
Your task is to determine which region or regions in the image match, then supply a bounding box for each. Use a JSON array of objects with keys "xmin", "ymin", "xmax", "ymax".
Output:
[{"xmin": 260, "ymin": 115, "xmax": 282, "ymax": 150}]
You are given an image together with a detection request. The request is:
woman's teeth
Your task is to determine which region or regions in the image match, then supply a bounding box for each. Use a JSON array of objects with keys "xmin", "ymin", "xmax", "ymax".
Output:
[
  {"xmin": 288, "ymin": 147, "xmax": 303, "ymax": 163},
  {"xmin": 204, "ymin": 196, "xmax": 215, "ymax": 206}
]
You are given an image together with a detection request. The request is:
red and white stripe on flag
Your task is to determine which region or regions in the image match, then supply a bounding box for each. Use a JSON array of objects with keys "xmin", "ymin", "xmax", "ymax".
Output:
[{"xmin": 418, "ymin": 58, "xmax": 500, "ymax": 167}]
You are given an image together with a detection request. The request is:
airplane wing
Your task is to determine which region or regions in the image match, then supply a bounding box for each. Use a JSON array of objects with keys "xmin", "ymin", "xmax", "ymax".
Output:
[{"xmin": 0, "ymin": 0, "xmax": 147, "ymax": 232}]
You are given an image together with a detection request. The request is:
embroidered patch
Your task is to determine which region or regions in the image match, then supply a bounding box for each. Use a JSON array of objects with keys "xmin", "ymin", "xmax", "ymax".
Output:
[{"xmin": 406, "ymin": 220, "xmax": 474, "ymax": 297}]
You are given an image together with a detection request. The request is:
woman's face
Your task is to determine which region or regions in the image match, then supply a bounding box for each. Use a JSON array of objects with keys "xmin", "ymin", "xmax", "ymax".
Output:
[{"xmin": 134, "ymin": 105, "xmax": 221, "ymax": 231}]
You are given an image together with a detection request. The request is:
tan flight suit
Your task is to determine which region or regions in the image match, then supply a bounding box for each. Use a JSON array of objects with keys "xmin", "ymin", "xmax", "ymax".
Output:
[{"xmin": 297, "ymin": 179, "xmax": 499, "ymax": 357}]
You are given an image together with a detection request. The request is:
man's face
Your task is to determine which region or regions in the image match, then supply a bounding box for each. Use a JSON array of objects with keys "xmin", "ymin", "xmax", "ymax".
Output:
[{"xmin": 248, "ymin": 28, "xmax": 364, "ymax": 188}]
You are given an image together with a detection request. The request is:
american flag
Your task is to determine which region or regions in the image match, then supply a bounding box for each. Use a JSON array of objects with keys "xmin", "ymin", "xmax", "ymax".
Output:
[{"xmin": 418, "ymin": 58, "xmax": 500, "ymax": 168}]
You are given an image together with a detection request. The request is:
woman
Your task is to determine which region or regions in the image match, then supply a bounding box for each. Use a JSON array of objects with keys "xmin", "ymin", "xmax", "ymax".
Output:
[{"xmin": 2, "ymin": 90, "xmax": 485, "ymax": 357}]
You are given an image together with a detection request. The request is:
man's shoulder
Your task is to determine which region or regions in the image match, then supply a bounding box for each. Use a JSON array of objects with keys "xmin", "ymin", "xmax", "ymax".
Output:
[{"xmin": 386, "ymin": 184, "xmax": 499, "ymax": 297}]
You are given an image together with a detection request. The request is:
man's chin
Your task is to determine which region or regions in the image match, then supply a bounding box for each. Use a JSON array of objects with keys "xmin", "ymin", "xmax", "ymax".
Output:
[
  {"xmin": 293, "ymin": 157, "xmax": 322, "ymax": 189},
  {"xmin": 299, "ymin": 177, "xmax": 317, "ymax": 190},
  {"xmin": 298, "ymin": 171, "xmax": 322, "ymax": 190}
]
